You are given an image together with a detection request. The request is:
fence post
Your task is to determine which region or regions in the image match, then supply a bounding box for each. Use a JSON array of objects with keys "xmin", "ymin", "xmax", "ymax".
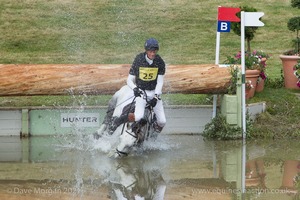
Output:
[
  {"xmin": 236, "ymin": 71, "xmax": 242, "ymax": 128},
  {"xmin": 21, "ymin": 109, "xmax": 29, "ymax": 137}
]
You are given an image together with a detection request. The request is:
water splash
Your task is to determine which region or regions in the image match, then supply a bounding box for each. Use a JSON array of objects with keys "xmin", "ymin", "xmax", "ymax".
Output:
[
  {"xmin": 141, "ymin": 134, "xmax": 179, "ymax": 151},
  {"xmin": 48, "ymin": 89, "xmax": 180, "ymax": 199}
]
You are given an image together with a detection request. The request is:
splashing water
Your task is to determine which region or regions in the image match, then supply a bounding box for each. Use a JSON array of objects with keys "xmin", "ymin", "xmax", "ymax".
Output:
[
  {"xmin": 46, "ymin": 89, "xmax": 181, "ymax": 199},
  {"xmin": 141, "ymin": 134, "xmax": 179, "ymax": 151}
]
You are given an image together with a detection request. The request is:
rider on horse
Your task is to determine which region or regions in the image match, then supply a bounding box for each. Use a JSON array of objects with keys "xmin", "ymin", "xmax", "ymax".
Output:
[
  {"xmin": 95, "ymin": 38, "xmax": 166, "ymax": 138},
  {"xmin": 127, "ymin": 38, "xmax": 166, "ymax": 134}
]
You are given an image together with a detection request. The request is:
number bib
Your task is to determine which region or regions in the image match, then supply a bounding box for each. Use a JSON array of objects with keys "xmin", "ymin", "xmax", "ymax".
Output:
[{"xmin": 139, "ymin": 67, "xmax": 158, "ymax": 81}]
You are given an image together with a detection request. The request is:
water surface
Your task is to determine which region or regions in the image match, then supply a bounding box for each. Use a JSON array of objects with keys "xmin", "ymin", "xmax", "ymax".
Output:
[{"xmin": 0, "ymin": 134, "xmax": 299, "ymax": 200}]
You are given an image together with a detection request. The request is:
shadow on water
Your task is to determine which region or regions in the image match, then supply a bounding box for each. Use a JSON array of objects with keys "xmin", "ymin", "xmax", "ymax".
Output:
[{"xmin": 0, "ymin": 134, "xmax": 299, "ymax": 200}]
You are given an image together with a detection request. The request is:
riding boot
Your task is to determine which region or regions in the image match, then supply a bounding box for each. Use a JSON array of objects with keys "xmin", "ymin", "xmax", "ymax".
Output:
[
  {"xmin": 131, "ymin": 121, "xmax": 139, "ymax": 133},
  {"xmin": 153, "ymin": 121, "xmax": 163, "ymax": 133}
]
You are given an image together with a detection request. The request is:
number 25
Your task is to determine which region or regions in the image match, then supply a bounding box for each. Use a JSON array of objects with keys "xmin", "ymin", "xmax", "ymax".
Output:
[{"xmin": 143, "ymin": 73, "xmax": 153, "ymax": 80}]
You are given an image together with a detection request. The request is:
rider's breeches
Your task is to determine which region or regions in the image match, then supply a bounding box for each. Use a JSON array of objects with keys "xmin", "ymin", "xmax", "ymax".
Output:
[{"xmin": 134, "ymin": 91, "xmax": 166, "ymax": 129}]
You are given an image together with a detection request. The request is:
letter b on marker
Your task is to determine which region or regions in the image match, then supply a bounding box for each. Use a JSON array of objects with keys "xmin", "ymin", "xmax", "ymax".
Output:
[{"xmin": 217, "ymin": 21, "xmax": 230, "ymax": 32}]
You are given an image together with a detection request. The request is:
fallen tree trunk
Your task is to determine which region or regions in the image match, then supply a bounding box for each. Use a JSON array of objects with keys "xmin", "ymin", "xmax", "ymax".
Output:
[{"xmin": 0, "ymin": 64, "xmax": 231, "ymax": 96}]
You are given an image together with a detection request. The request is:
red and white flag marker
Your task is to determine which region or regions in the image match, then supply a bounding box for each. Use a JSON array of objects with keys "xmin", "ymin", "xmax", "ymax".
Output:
[
  {"xmin": 215, "ymin": 8, "xmax": 265, "ymax": 194},
  {"xmin": 215, "ymin": 7, "xmax": 264, "ymax": 137}
]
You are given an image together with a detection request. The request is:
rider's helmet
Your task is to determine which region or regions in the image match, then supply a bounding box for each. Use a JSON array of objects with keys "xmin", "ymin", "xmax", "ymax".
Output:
[{"xmin": 144, "ymin": 38, "xmax": 159, "ymax": 51}]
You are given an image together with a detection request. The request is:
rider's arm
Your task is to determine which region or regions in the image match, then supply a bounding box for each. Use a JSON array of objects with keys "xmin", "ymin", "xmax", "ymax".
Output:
[
  {"xmin": 154, "ymin": 75, "xmax": 164, "ymax": 96},
  {"xmin": 127, "ymin": 74, "xmax": 136, "ymax": 89}
]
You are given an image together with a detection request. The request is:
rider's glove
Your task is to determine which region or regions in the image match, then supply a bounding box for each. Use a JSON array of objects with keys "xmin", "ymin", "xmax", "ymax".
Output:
[
  {"xmin": 149, "ymin": 94, "xmax": 159, "ymax": 107},
  {"xmin": 133, "ymin": 87, "xmax": 142, "ymax": 97}
]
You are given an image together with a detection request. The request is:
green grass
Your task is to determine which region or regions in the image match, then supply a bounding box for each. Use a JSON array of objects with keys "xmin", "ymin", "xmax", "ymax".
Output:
[
  {"xmin": 0, "ymin": 0, "xmax": 298, "ymax": 73},
  {"xmin": 248, "ymin": 88, "xmax": 300, "ymax": 138},
  {"xmin": 0, "ymin": 93, "xmax": 211, "ymax": 107},
  {"xmin": 0, "ymin": 0, "xmax": 299, "ymax": 138},
  {"xmin": 0, "ymin": 95, "xmax": 112, "ymax": 107}
]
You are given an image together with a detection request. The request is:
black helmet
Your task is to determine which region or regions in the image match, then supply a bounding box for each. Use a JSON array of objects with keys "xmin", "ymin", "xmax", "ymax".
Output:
[{"xmin": 144, "ymin": 38, "xmax": 159, "ymax": 51}]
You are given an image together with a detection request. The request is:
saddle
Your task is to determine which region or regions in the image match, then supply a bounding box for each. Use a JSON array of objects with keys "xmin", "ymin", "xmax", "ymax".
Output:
[{"xmin": 110, "ymin": 102, "xmax": 157, "ymax": 135}]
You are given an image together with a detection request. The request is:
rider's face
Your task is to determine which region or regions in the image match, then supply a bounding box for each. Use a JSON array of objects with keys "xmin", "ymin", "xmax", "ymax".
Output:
[{"xmin": 146, "ymin": 50, "xmax": 157, "ymax": 60}]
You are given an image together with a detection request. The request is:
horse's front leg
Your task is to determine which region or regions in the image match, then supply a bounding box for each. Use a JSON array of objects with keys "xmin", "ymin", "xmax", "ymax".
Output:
[{"xmin": 109, "ymin": 124, "xmax": 137, "ymax": 158}]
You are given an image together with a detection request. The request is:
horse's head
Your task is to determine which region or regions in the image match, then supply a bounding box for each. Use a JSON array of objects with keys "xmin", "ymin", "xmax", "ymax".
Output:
[{"xmin": 111, "ymin": 122, "xmax": 138, "ymax": 158}]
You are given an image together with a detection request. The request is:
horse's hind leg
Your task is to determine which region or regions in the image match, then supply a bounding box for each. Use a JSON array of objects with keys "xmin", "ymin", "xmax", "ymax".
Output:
[
  {"xmin": 93, "ymin": 105, "xmax": 116, "ymax": 139},
  {"xmin": 109, "ymin": 114, "xmax": 129, "ymax": 134},
  {"xmin": 93, "ymin": 123, "xmax": 108, "ymax": 139}
]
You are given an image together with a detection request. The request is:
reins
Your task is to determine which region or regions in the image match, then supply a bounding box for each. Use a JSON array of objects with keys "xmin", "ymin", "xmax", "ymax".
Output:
[
  {"xmin": 120, "ymin": 95, "xmax": 137, "ymax": 135},
  {"xmin": 106, "ymin": 95, "xmax": 135, "ymax": 114}
]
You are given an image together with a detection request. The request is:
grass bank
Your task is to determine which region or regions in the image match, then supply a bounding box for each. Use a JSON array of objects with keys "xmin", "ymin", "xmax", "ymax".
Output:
[
  {"xmin": 0, "ymin": 0, "xmax": 299, "ymax": 138},
  {"xmin": 248, "ymin": 87, "xmax": 300, "ymax": 139}
]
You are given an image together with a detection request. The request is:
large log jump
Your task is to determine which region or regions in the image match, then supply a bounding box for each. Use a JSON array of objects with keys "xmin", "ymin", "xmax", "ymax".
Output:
[{"xmin": 0, "ymin": 64, "xmax": 231, "ymax": 96}]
